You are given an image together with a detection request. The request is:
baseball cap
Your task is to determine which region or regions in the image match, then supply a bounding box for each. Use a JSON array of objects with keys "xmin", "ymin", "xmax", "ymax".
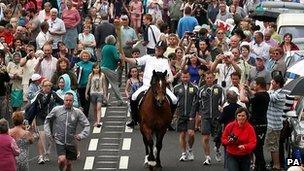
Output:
[
  {"xmin": 256, "ymin": 55, "xmax": 267, "ymax": 61},
  {"xmin": 228, "ymin": 86, "xmax": 240, "ymax": 95},
  {"xmin": 193, "ymin": 25, "xmax": 202, "ymax": 32},
  {"xmin": 208, "ymin": 34, "xmax": 215, "ymax": 41},
  {"xmin": 31, "ymin": 74, "xmax": 42, "ymax": 82},
  {"xmin": 240, "ymin": 41, "xmax": 250, "ymax": 48},
  {"xmin": 201, "ymin": 24, "xmax": 210, "ymax": 30},
  {"xmin": 120, "ymin": 15, "xmax": 128, "ymax": 20}
]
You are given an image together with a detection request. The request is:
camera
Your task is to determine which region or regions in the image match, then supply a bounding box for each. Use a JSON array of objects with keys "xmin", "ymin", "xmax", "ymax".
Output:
[
  {"xmin": 221, "ymin": 81, "xmax": 226, "ymax": 88},
  {"xmin": 228, "ymin": 133, "xmax": 238, "ymax": 143}
]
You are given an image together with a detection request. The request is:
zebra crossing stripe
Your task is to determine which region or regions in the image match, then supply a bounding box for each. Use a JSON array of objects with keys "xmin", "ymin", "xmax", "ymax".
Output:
[
  {"xmin": 122, "ymin": 138, "xmax": 131, "ymax": 150},
  {"xmin": 83, "ymin": 156, "xmax": 95, "ymax": 170},
  {"xmin": 88, "ymin": 139, "xmax": 99, "ymax": 151},
  {"xmin": 119, "ymin": 156, "xmax": 129, "ymax": 169}
]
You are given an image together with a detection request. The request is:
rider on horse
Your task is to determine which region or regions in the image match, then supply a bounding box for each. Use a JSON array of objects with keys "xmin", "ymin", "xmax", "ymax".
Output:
[{"xmin": 122, "ymin": 40, "xmax": 178, "ymax": 127}]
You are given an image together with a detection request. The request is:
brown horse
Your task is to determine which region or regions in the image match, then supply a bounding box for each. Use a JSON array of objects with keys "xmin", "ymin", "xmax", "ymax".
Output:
[{"xmin": 139, "ymin": 70, "xmax": 172, "ymax": 169}]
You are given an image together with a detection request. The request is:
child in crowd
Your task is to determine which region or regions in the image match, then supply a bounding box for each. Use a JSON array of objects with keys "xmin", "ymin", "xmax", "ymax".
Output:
[
  {"xmin": 125, "ymin": 67, "xmax": 142, "ymax": 127},
  {"xmin": 85, "ymin": 63, "xmax": 106, "ymax": 128},
  {"xmin": 125, "ymin": 67, "xmax": 142, "ymax": 99}
]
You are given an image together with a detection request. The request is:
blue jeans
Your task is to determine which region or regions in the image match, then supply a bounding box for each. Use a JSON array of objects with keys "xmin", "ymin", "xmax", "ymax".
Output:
[{"xmin": 227, "ymin": 153, "xmax": 251, "ymax": 171}]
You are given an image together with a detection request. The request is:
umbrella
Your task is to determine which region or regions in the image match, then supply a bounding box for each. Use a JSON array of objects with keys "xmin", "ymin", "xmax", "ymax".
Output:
[
  {"xmin": 249, "ymin": 10, "xmax": 280, "ymax": 22},
  {"xmin": 282, "ymin": 76, "xmax": 304, "ymax": 96},
  {"xmin": 286, "ymin": 59, "xmax": 304, "ymax": 84}
]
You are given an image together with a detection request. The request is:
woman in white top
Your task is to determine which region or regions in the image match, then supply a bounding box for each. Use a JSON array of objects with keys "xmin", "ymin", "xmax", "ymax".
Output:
[{"xmin": 78, "ymin": 25, "xmax": 96, "ymax": 59}]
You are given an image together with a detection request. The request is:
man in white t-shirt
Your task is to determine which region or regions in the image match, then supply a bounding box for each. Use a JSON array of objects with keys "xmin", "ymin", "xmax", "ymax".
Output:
[
  {"xmin": 142, "ymin": 14, "xmax": 161, "ymax": 55},
  {"xmin": 47, "ymin": 8, "xmax": 66, "ymax": 54},
  {"xmin": 34, "ymin": 44, "xmax": 58, "ymax": 80},
  {"xmin": 122, "ymin": 41, "xmax": 177, "ymax": 127},
  {"xmin": 210, "ymin": 52, "xmax": 241, "ymax": 92}
]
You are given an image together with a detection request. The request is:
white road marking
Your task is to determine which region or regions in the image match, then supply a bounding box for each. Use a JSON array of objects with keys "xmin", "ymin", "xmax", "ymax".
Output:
[
  {"xmin": 101, "ymin": 107, "xmax": 106, "ymax": 117},
  {"xmin": 92, "ymin": 126, "xmax": 102, "ymax": 134},
  {"xmin": 88, "ymin": 139, "xmax": 99, "ymax": 151},
  {"xmin": 125, "ymin": 125, "xmax": 133, "ymax": 133},
  {"xmin": 119, "ymin": 156, "xmax": 129, "ymax": 169},
  {"xmin": 122, "ymin": 138, "xmax": 131, "ymax": 150},
  {"xmin": 83, "ymin": 156, "xmax": 95, "ymax": 170}
]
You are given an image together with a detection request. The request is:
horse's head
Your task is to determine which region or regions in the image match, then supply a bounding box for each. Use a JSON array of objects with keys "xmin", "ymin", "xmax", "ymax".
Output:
[{"xmin": 151, "ymin": 70, "xmax": 168, "ymax": 108}]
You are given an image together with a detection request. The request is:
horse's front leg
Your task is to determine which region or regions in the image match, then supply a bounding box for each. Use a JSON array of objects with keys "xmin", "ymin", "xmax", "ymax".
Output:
[
  {"xmin": 141, "ymin": 125, "xmax": 156, "ymax": 166},
  {"xmin": 155, "ymin": 128, "xmax": 166, "ymax": 168},
  {"xmin": 142, "ymin": 134, "xmax": 149, "ymax": 167}
]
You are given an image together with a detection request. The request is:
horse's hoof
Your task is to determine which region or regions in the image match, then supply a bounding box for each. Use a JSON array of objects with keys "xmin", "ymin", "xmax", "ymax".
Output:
[
  {"xmin": 144, "ymin": 162, "xmax": 149, "ymax": 168},
  {"xmin": 148, "ymin": 161, "xmax": 157, "ymax": 166},
  {"xmin": 144, "ymin": 155, "xmax": 149, "ymax": 167}
]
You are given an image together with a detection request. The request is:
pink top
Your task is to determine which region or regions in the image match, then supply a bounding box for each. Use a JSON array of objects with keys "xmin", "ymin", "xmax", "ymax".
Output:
[
  {"xmin": 0, "ymin": 134, "xmax": 20, "ymax": 171},
  {"xmin": 61, "ymin": 9, "xmax": 81, "ymax": 29},
  {"xmin": 130, "ymin": 1, "xmax": 142, "ymax": 18}
]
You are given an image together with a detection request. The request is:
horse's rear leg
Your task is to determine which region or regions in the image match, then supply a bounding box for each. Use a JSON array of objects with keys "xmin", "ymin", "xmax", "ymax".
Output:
[{"xmin": 155, "ymin": 129, "xmax": 166, "ymax": 168}]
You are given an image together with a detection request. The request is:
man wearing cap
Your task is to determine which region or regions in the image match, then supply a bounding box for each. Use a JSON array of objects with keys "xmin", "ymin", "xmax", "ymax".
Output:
[
  {"xmin": 247, "ymin": 55, "xmax": 272, "ymax": 88},
  {"xmin": 122, "ymin": 40, "xmax": 178, "ymax": 127},
  {"xmin": 28, "ymin": 73, "xmax": 43, "ymax": 100}
]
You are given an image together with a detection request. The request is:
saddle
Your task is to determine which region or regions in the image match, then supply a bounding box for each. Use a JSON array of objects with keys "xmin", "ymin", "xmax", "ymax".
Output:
[{"xmin": 137, "ymin": 91, "xmax": 172, "ymax": 109}]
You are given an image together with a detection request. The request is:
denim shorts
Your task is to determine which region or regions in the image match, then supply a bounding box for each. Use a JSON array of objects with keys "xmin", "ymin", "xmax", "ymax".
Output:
[{"xmin": 90, "ymin": 93, "xmax": 103, "ymax": 104}]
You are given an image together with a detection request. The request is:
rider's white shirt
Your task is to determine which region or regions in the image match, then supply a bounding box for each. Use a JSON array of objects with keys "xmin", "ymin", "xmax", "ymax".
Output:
[{"xmin": 136, "ymin": 55, "xmax": 173, "ymax": 87}]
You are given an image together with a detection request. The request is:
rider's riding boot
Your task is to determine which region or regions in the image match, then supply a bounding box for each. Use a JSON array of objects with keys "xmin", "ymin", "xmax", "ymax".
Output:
[{"xmin": 127, "ymin": 99, "xmax": 139, "ymax": 127}]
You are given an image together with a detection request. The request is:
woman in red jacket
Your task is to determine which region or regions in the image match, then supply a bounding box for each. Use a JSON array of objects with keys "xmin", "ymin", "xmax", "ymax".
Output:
[{"xmin": 221, "ymin": 107, "xmax": 257, "ymax": 171}]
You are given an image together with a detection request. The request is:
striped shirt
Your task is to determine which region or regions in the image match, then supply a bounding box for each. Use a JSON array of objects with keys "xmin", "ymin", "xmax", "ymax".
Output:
[{"xmin": 267, "ymin": 88, "xmax": 286, "ymax": 130}]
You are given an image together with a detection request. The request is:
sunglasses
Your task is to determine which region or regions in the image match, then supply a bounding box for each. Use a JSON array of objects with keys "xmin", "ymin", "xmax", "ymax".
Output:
[{"xmin": 217, "ymin": 32, "xmax": 224, "ymax": 34}]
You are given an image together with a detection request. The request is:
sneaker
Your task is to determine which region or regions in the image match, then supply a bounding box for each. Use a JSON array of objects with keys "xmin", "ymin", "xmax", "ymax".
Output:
[
  {"xmin": 44, "ymin": 154, "xmax": 50, "ymax": 162},
  {"xmin": 203, "ymin": 156, "xmax": 211, "ymax": 165},
  {"xmin": 187, "ymin": 150, "xmax": 194, "ymax": 161},
  {"xmin": 179, "ymin": 152, "xmax": 188, "ymax": 161},
  {"xmin": 38, "ymin": 156, "xmax": 45, "ymax": 164},
  {"xmin": 215, "ymin": 151, "xmax": 222, "ymax": 162}
]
